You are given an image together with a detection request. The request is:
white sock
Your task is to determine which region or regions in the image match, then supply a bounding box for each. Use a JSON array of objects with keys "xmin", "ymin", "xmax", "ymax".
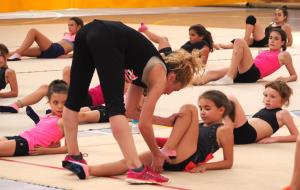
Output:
[
  {"xmin": 8, "ymin": 53, "xmax": 21, "ymax": 59},
  {"xmin": 211, "ymin": 75, "xmax": 233, "ymax": 85}
]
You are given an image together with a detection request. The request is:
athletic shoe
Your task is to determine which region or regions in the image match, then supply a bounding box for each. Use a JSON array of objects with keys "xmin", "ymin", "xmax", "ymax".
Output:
[
  {"xmin": 126, "ymin": 166, "xmax": 169, "ymax": 184},
  {"xmin": 7, "ymin": 57, "xmax": 21, "ymax": 61},
  {"xmin": 8, "ymin": 53, "xmax": 21, "ymax": 61},
  {"xmin": 62, "ymin": 153, "xmax": 87, "ymax": 170},
  {"xmin": 138, "ymin": 22, "xmax": 148, "ymax": 32},
  {"xmin": 68, "ymin": 161, "xmax": 89, "ymax": 179}
]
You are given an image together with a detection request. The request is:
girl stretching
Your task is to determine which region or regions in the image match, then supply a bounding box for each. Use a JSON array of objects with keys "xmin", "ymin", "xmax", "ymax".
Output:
[
  {"xmin": 8, "ymin": 17, "xmax": 84, "ymax": 61},
  {"xmin": 65, "ymin": 90, "xmax": 234, "ymax": 182},
  {"xmin": 215, "ymin": 6, "xmax": 293, "ymax": 49},
  {"xmin": 0, "ymin": 80, "xmax": 108, "ymax": 157},
  {"xmin": 0, "ymin": 80, "xmax": 68, "ymax": 157},
  {"xmin": 138, "ymin": 23, "xmax": 213, "ymax": 65},
  {"xmin": 0, "ymin": 44, "xmax": 18, "ymax": 98},
  {"xmin": 230, "ymin": 81, "xmax": 298, "ymax": 144},
  {"xmin": 193, "ymin": 28, "xmax": 297, "ymax": 85}
]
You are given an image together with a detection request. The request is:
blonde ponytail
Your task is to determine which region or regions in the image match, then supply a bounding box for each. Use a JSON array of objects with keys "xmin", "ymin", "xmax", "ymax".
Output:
[{"xmin": 163, "ymin": 49, "xmax": 205, "ymax": 87}]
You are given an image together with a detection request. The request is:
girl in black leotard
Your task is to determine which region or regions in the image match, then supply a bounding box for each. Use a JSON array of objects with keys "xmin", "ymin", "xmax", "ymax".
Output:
[
  {"xmin": 138, "ymin": 23, "xmax": 213, "ymax": 65},
  {"xmin": 230, "ymin": 80, "xmax": 298, "ymax": 144},
  {"xmin": 0, "ymin": 44, "xmax": 18, "ymax": 98},
  {"xmin": 215, "ymin": 6, "xmax": 293, "ymax": 49},
  {"xmin": 66, "ymin": 90, "xmax": 234, "ymax": 181}
]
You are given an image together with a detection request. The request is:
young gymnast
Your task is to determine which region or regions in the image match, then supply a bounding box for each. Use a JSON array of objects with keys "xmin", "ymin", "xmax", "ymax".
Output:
[
  {"xmin": 283, "ymin": 136, "xmax": 300, "ymax": 190},
  {"xmin": 8, "ymin": 17, "xmax": 84, "ymax": 61},
  {"xmin": 193, "ymin": 28, "xmax": 297, "ymax": 85},
  {"xmin": 0, "ymin": 44, "xmax": 18, "ymax": 98},
  {"xmin": 0, "ymin": 80, "xmax": 108, "ymax": 157},
  {"xmin": 0, "ymin": 80, "xmax": 68, "ymax": 157},
  {"xmin": 138, "ymin": 23, "xmax": 213, "ymax": 65},
  {"xmin": 64, "ymin": 90, "xmax": 234, "ymax": 182},
  {"xmin": 62, "ymin": 19, "xmax": 201, "ymax": 184},
  {"xmin": 215, "ymin": 6, "xmax": 292, "ymax": 49},
  {"xmin": 230, "ymin": 81, "xmax": 298, "ymax": 144}
]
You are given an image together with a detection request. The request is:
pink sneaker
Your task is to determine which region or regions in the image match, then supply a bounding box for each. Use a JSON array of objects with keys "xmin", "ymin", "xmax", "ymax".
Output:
[
  {"xmin": 68, "ymin": 161, "xmax": 89, "ymax": 179},
  {"xmin": 138, "ymin": 22, "xmax": 148, "ymax": 32},
  {"xmin": 62, "ymin": 153, "xmax": 87, "ymax": 170},
  {"xmin": 126, "ymin": 166, "xmax": 169, "ymax": 184}
]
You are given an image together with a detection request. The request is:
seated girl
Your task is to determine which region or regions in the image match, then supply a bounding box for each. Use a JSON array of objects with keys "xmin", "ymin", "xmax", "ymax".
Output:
[
  {"xmin": 8, "ymin": 17, "xmax": 84, "ymax": 61},
  {"xmin": 193, "ymin": 28, "xmax": 297, "ymax": 85},
  {"xmin": 230, "ymin": 81, "xmax": 298, "ymax": 144},
  {"xmin": 64, "ymin": 90, "xmax": 234, "ymax": 184},
  {"xmin": 215, "ymin": 6, "xmax": 293, "ymax": 49},
  {"xmin": 138, "ymin": 23, "xmax": 213, "ymax": 65},
  {"xmin": 0, "ymin": 44, "xmax": 18, "ymax": 98},
  {"xmin": 0, "ymin": 80, "xmax": 108, "ymax": 157}
]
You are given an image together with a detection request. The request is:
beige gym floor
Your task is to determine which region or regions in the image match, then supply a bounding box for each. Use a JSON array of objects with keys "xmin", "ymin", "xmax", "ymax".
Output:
[{"xmin": 0, "ymin": 6, "xmax": 299, "ymax": 190}]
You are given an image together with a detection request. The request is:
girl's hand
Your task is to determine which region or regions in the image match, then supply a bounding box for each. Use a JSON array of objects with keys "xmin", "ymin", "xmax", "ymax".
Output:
[
  {"xmin": 257, "ymin": 137, "xmax": 276, "ymax": 144},
  {"xmin": 29, "ymin": 146, "xmax": 45, "ymax": 155},
  {"xmin": 189, "ymin": 165, "xmax": 206, "ymax": 173}
]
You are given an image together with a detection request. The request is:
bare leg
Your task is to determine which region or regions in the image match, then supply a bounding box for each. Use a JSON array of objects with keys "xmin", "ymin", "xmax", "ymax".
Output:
[
  {"xmin": 62, "ymin": 65, "xmax": 71, "ymax": 85},
  {"xmin": 226, "ymin": 39, "xmax": 253, "ymax": 79},
  {"xmin": 63, "ymin": 107, "xmax": 81, "ymax": 155},
  {"xmin": 78, "ymin": 110, "xmax": 100, "ymax": 123},
  {"xmin": 290, "ymin": 136, "xmax": 300, "ymax": 190},
  {"xmin": 0, "ymin": 138, "xmax": 16, "ymax": 157},
  {"xmin": 165, "ymin": 104, "xmax": 199, "ymax": 163},
  {"xmin": 16, "ymin": 84, "xmax": 48, "ymax": 108},
  {"xmin": 14, "ymin": 28, "xmax": 53, "ymax": 57},
  {"xmin": 88, "ymin": 152, "xmax": 153, "ymax": 177},
  {"xmin": 244, "ymin": 23, "xmax": 265, "ymax": 46},
  {"xmin": 163, "ymin": 104, "xmax": 198, "ymax": 151},
  {"xmin": 110, "ymin": 115, "xmax": 142, "ymax": 169},
  {"xmin": 192, "ymin": 68, "xmax": 228, "ymax": 85},
  {"xmin": 139, "ymin": 24, "xmax": 171, "ymax": 50}
]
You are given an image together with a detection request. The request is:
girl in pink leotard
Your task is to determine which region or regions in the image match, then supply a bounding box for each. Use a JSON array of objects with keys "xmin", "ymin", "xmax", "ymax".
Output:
[{"xmin": 193, "ymin": 28, "xmax": 297, "ymax": 85}]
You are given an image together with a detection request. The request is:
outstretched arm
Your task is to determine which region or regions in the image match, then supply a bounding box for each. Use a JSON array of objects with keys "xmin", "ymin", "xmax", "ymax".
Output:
[
  {"xmin": 258, "ymin": 110, "xmax": 298, "ymax": 143},
  {"xmin": 29, "ymin": 143, "xmax": 67, "ymax": 155},
  {"xmin": 277, "ymin": 52, "xmax": 297, "ymax": 82},
  {"xmin": 190, "ymin": 126, "xmax": 234, "ymax": 173},
  {"xmin": 0, "ymin": 69, "xmax": 18, "ymax": 98}
]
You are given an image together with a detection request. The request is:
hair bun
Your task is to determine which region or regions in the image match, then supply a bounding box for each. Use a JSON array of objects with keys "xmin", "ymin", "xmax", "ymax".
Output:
[{"xmin": 282, "ymin": 5, "xmax": 288, "ymax": 10}]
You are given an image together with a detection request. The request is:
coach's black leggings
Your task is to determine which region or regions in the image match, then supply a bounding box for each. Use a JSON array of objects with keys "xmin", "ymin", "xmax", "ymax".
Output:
[{"xmin": 65, "ymin": 21, "xmax": 126, "ymax": 117}]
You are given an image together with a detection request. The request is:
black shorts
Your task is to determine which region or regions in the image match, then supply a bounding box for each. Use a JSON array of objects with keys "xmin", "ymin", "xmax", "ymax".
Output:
[
  {"xmin": 231, "ymin": 37, "xmax": 268, "ymax": 48},
  {"xmin": 249, "ymin": 37, "xmax": 268, "ymax": 48},
  {"xmin": 234, "ymin": 64, "xmax": 261, "ymax": 83},
  {"xmin": 158, "ymin": 47, "xmax": 173, "ymax": 56},
  {"xmin": 163, "ymin": 151, "xmax": 205, "ymax": 171},
  {"xmin": 233, "ymin": 121, "xmax": 257, "ymax": 144},
  {"xmin": 5, "ymin": 136, "xmax": 29, "ymax": 156},
  {"xmin": 38, "ymin": 43, "xmax": 65, "ymax": 58}
]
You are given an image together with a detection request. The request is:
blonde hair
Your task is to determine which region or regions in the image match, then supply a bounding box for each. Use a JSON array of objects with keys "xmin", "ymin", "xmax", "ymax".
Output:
[{"xmin": 163, "ymin": 49, "xmax": 204, "ymax": 87}]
